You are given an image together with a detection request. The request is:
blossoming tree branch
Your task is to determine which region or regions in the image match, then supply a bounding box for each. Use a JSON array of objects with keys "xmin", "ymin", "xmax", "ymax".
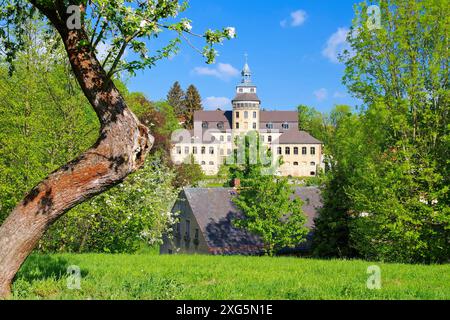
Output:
[{"xmin": 0, "ymin": 0, "xmax": 235, "ymax": 298}]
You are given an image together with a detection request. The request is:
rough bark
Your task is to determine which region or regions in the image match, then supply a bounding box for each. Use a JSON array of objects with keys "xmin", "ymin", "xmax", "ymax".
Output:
[{"xmin": 0, "ymin": 3, "xmax": 152, "ymax": 298}]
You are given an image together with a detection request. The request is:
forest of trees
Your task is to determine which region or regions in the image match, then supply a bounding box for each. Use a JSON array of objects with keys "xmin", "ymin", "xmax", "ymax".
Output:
[{"xmin": 306, "ymin": 1, "xmax": 449, "ymax": 264}]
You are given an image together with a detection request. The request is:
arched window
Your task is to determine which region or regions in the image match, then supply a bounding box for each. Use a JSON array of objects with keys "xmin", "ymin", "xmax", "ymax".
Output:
[
  {"xmin": 302, "ymin": 147, "xmax": 307, "ymax": 155},
  {"xmin": 277, "ymin": 147, "xmax": 282, "ymax": 155},
  {"xmin": 294, "ymin": 147, "xmax": 299, "ymax": 155},
  {"xmin": 201, "ymin": 161, "xmax": 206, "ymax": 165},
  {"xmin": 201, "ymin": 146, "xmax": 206, "ymax": 154},
  {"xmin": 217, "ymin": 121, "xmax": 224, "ymax": 129},
  {"xmin": 310, "ymin": 162, "xmax": 316, "ymax": 166},
  {"xmin": 285, "ymin": 147, "xmax": 290, "ymax": 155},
  {"xmin": 209, "ymin": 147, "xmax": 214, "ymax": 154},
  {"xmin": 310, "ymin": 147, "xmax": 316, "ymax": 155},
  {"xmin": 220, "ymin": 135, "xmax": 224, "ymax": 142},
  {"xmin": 202, "ymin": 121, "xmax": 208, "ymax": 129}
]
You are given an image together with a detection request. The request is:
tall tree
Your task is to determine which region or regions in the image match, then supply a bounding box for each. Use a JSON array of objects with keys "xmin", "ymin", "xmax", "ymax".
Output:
[
  {"xmin": 229, "ymin": 132, "xmax": 308, "ymax": 256},
  {"xmin": 334, "ymin": 0, "xmax": 449, "ymax": 263},
  {"xmin": 167, "ymin": 81, "xmax": 185, "ymax": 119},
  {"xmin": 184, "ymin": 84, "xmax": 202, "ymax": 129},
  {"xmin": 0, "ymin": 0, "xmax": 234, "ymax": 298}
]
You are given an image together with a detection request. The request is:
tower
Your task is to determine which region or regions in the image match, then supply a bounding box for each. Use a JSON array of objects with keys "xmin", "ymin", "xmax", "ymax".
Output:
[{"xmin": 232, "ymin": 57, "xmax": 260, "ymax": 132}]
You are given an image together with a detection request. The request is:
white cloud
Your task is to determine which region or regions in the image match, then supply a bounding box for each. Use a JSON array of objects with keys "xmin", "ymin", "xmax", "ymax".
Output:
[
  {"xmin": 322, "ymin": 27, "xmax": 350, "ymax": 63},
  {"xmin": 203, "ymin": 97, "xmax": 231, "ymax": 110},
  {"xmin": 281, "ymin": 10, "xmax": 307, "ymax": 28},
  {"xmin": 314, "ymin": 88, "xmax": 328, "ymax": 102},
  {"xmin": 193, "ymin": 63, "xmax": 239, "ymax": 81},
  {"xmin": 333, "ymin": 91, "xmax": 347, "ymax": 98}
]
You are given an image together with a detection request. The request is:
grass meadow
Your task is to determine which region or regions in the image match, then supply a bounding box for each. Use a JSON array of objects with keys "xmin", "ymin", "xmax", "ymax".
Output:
[{"xmin": 11, "ymin": 252, "xmax": 450, "ymax": 300}]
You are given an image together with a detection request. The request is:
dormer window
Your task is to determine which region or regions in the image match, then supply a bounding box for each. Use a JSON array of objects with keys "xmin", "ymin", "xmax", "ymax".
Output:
[
  {"xmin": 217, "ymin": 121, "xmax": 224, "ymax": 129},
  {"xmin": 202, "ymin": 121, "xmax": 208, "ymax": 129},
  {"xmin": 266, "ymin": 122, "xmax": 273, "ymax": 129},
  {"xmin": 282, "ymin": 122, "xmax": 289, "ymax": 130},
  {"xmin": 250, "ymin": 88, "xmax": 255, "ymax": 93},
  {"xmin": 239, "ymin": 88, "xmax": 243, "ymax": 93}
]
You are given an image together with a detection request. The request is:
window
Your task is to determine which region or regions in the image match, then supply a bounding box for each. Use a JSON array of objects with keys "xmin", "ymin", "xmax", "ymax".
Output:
[
  {"xmin": 282, "ymin": 122, "xmax": 289, "ymax": 130},
  {"xmin": 253, "ymin": 111, "xmax": 257, "ymax": 119},
  {"xmin": 217, "ymin": 121, "xmax": 224, "ymax": 129},
  {"xmin": 176, "ymin": 146, "xmax": 181, "ymax": 154},
  {"xmin": 209, "ymin": 147, "xmax": 214, "ymax": 155},
  {"xmin": 209, "ymin": 161, "xmax": 214, "ymax": 165},
  {"xmin": 294, "ymin": 147, "xmax": 299, "ymax": 155},
  {"xmin": 193, "ymin": 146, "xmax": 197, "ymax": 154},
  {"xmin": 261, "ymin": 135, "xmax": 265, "ymax": 142},
  {"xmin": 285, "ymin": 147, "xmax": 290, "ymax": 155},
  {"xmin": 310, "ymin": 162, "xmax": 316, "ymax": 166},
  {"xmin": 277, "ymin": 147, "xmax": 282, "ymax": 155},
  {"xmin": 310, "ymin": 147, "xmax": 316, "ymax": 155},
  {"xmin": 250, "ymin": 88, "xmax": 255, "ymax": 93},
  {"xmin": 227, "ymin": 149, "xmax": 232, "ymax": 155},
  {"xmin": 176, "ymin": 223, "xmax": 181, "ymax": 236},
  {"xmin": 220, "ymin": 135, "xmax": 224, "ymax": 142},
  {"xmin": 294, "ymin": 162, "xmax": 299, "ymax": 166},
  {"xmin": 227, "ymin": 135, "xmax": 232, "ymax": 142},
  {"xmin": 185, "ymin": 220, "xmax": 191, "ymax": 238},
  {"xmin": 236, "ymin": 123, "xmax": 240, "ymax": 129},
  {"xmin": 244, "ymin": 111, "xmax": 248, "ymax": 119},
  {"xmin": 310, "ymin": 171, "xmax": 316, "ymax": 176},
  {"xmin": 201, "ymin": 146, "xmax": 206, "ymax": 154},
  {"xmin": 239, "ymin": 88, "xmax": 243, "ymax": 93},
  {"xmin": 195, "ymin": 229, "xmax": 199, "ymax": 240},
  {"xmin": 201, "ymin": 161, "xmax": 206, "ymax": 165},
  {"xmin": 268, "ymin": 135, "xmax": 272, "ymax": 143},
  {"xmin": 266, "ymin": 122, "xmax": 273, "ymax": 129},
  {"xmin": 202, "ymin": 121, "xmax": 208, "ymax": 129},
  {"xmin": 184, "ymin": 147, "xmax": 189, "ymax": 154},
  {"xmin": 302, "ymin": 147, "xmax": 307, "ymax": 155},
  {"xmin": 220, "ymin": 149, "xmax": 224, "ymax": 156},
  {"xmin": 253, "ymin": 123, "xmax": 257, "ymax": 129},
  {"xmin": 236, "ymin": 111, "xmax": 240, "ymax": 118}
]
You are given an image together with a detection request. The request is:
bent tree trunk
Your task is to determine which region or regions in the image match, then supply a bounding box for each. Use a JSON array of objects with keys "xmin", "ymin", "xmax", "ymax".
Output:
[{"xmin": 0, "ymin": 4, "xmax": 152, "ymax": 298}]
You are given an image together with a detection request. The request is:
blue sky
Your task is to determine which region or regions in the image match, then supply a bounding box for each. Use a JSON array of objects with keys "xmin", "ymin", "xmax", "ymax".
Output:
[{"xmin": 126, "ymin": 0, "xmax": 362, "ymax": 113}]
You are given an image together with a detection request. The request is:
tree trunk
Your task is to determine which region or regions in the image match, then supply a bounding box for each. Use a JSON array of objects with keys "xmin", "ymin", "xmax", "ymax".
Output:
[{"xmin": 0, "ymin": 4, "xmax": 152, "ymax": 298}]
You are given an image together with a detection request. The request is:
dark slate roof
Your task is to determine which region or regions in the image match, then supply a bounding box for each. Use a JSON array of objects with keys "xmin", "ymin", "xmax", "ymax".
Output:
[
  {"xmin": 232, "ymin": 92, "xmax": 260, "ymax": 102},
  {"xmin": 292, "ymin": 187, "xmax": 322, "ymax": 228},
  {"xmin": 194, "ymin": 110, "xmax": 232, "ymax": 125},
  {"xmin": 277, "ymin": 129, "xmax": 322, "ymax": 144},
  {"xmin": 183, "ymin": 188, "xmax": 263, "ymax": 255},
  {"xmin": 181, "ymin": 187, "xmax": 322, "ymax": 254},
  {"xmin": 260, "ymin": 111, "xmax": 298, "ymax": 122}
]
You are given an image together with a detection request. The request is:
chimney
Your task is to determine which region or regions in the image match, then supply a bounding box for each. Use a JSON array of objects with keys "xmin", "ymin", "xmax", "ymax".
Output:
[{"xmin": 233, "ymin": 178, "xmax": 241, "ymax": 189}]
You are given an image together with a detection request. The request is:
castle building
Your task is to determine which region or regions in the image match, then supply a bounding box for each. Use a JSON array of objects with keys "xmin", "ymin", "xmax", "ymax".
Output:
[{"xmin": 171, "ymin": 61, "xmax": 324, "ymax": 177}]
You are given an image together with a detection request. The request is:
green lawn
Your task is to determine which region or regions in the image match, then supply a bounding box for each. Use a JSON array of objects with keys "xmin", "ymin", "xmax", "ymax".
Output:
[{"xmin": 12, "ymin": 253, "xmax": 450, "ymax": 300}]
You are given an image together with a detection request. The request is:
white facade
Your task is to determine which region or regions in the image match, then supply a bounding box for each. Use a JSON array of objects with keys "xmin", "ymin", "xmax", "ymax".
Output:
[{"xmin": 171, "ymin": 62, "xmax": 324, "ymax": 177}]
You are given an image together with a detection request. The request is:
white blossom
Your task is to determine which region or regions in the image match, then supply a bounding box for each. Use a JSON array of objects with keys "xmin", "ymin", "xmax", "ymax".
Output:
[
  {"xmin": 225, "ymin": 27, "xmax": 236, "ymax": 38},
  {"xmin": 182, "ymin": 20, "xmax": 192, "ymax": 32},
  {"xmin": 140, "ymin": 20, "xmax": 149, "ymax": 28}
]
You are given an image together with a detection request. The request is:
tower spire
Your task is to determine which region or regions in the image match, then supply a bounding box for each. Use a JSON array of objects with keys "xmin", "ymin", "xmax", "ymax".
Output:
[{"xmin": 241, "ymin": 54, "xmax": 252, "ymax": 84}]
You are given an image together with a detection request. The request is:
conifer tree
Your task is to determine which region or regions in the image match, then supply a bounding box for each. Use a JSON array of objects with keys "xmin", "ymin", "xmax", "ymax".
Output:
[
  {"xmin": 167, "ymin": 81, "xmax": 186, "ymax": 119},
  {"xmin": 184, "ymin": 84, "xmax": 203, "ymax": 129}
]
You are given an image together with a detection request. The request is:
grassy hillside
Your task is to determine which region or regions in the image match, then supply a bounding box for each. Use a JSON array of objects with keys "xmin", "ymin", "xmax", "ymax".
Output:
[{"xmin": 12, "ymin": 253, "xmax": 450, "ymax": 300}]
